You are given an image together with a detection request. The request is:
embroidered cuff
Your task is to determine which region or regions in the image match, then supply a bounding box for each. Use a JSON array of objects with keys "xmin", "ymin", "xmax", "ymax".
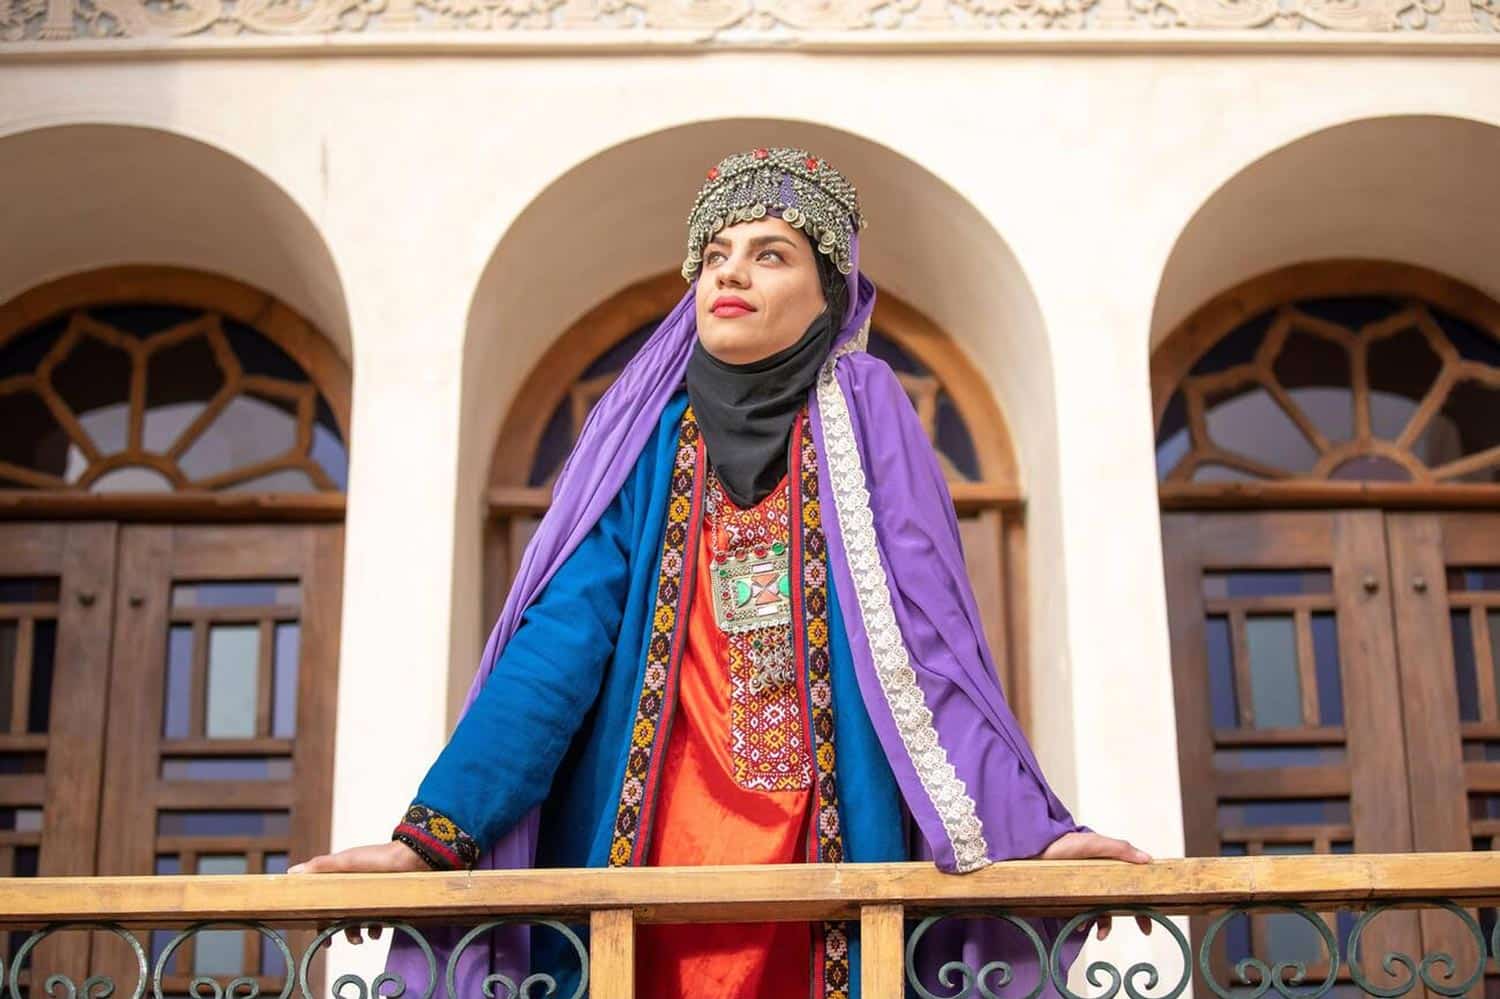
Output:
[{"xmin": 391, "ymin": 804, "xmax": 481, "ymax": 871}]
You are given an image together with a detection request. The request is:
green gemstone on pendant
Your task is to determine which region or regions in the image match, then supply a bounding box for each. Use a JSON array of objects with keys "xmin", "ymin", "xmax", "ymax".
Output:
[
  {"xmin": 734, "ymin": 579, "xmax": 753, "ymax": 606},
  {"xmin": 771, "ymin": 541, "xmax": 786, "ymax": 556},
  {"xmin": 777, "ymin": 574, "xmax": 790, "ymax": 598}
]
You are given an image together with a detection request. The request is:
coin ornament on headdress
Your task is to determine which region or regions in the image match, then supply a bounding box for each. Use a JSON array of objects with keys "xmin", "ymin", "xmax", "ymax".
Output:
[{"xmin": 682, "ymin": 147, "xmax": 866, "ymax": 283}]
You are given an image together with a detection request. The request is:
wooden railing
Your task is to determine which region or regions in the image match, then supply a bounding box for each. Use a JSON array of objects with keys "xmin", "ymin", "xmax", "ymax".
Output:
[{"xmin": 1, "ymin": 854, "xmax": 1498, "ymax": 998}]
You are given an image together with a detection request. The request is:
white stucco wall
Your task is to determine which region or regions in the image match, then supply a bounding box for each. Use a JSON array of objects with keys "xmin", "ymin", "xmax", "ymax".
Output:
[{"xmin": 3, "ymin": 49, "xmax": 1499, "ymax": 989}]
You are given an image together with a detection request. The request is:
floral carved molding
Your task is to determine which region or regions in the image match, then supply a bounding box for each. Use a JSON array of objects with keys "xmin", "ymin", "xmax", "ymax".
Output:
[{"xmin": 0, "ymin": 0, "xmax": 1493, "ymax": 45}]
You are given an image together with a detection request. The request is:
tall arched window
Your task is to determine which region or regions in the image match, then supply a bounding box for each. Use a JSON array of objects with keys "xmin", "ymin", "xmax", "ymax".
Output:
[
  {"xmin": 482, "ymin": 273, "xmax": 1031, "ymax": 727},
  {"xmin": 0, "ymin": 267, "xmax": 347, "ymax": 992},
  {"xmin": 1152, "ymin": 261, "xmax": 1500, "ymax": 989}
]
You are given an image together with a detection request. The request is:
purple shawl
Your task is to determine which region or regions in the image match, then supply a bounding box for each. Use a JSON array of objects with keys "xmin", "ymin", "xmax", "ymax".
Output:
[{"xmin": 386, "ymin": 238, "xmax": 1083, "ymax": 994}]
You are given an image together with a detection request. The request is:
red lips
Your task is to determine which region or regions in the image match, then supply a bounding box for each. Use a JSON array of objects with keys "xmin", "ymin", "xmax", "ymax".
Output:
[{"xmin": 710, "ymin": 295, "xmax": 756, "ymax": 318}]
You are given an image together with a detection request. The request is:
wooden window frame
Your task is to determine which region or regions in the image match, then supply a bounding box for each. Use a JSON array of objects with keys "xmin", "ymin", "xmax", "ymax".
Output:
[
  {"xmin": 0, "ymin": 265, "xmax": 351, "ymax": 524},
  {"xmin": 1153, "ymin": 259, "xmax": 1500, "ymax": 512}
]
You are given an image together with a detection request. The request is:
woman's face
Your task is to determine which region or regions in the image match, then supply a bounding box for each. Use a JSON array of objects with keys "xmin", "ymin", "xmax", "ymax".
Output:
[{"xmin": 694, "ymin": 216, "xmax": 828, "ymax": 366}]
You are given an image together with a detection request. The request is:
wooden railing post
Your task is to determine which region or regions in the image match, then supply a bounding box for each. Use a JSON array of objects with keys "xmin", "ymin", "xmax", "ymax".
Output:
[
  {"xmin": 860, "ymin": 903, "xmax": 905, "ymax": 999},
  {"xmin": 589, "ymin": 908, "xmax": 636, "ymax": 998}
]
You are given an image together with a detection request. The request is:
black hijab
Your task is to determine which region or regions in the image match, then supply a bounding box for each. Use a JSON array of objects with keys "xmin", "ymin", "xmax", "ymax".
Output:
[{"xmin": 686, "ymin": 246, "xmax": 847, "ymax": 508}]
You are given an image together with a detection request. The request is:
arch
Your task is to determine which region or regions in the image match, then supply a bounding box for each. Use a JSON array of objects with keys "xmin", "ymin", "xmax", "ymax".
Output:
[
  {"xmin": 0, "ymin": 123, "xmax": 351, "ymax": 362},
  {"xmin": 0, "ymin": 265, "xmax": 352, "ymax": 520},
  {"xmin": 455, "ymin": 120, "xmax": 1061, "ymax": 748},
  {"xmin": 1150, "ymin": 114, "xmax": 1500, "ymax": 352}
]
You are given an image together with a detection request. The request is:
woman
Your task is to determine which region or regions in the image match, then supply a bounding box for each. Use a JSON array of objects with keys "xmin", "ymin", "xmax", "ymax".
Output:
[{"xmin": 292, "ymin": 147, "xmax": 1150, "ymax": 999}]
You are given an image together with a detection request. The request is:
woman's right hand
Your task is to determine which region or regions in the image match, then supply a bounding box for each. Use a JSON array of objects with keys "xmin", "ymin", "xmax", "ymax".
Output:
[{"xmin": 287, "ymin": 841, "xmax": 432, "ymax": 945}]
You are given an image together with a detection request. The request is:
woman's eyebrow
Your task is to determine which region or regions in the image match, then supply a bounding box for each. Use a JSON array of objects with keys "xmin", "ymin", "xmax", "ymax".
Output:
[{"xmin": 706, "ymin": 234, "xmax": 799, "ymax": 251}]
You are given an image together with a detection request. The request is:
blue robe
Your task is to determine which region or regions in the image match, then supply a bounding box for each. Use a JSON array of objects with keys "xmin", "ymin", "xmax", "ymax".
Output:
[{"xmin": 408, "ymin": 392, "xmax": 905, "ymax": 996}]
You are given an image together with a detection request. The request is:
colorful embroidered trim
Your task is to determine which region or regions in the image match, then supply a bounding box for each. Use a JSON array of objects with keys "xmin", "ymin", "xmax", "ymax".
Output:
[
  {"xmin": 706, "ymin": 465, "xmax": 811, "ymax": 793},
  {"xmin": 392, "ymin": 804, "xmax": 480, "ymax": 871},
  {"xmin": 608, "ymin": 407, "xmax": 704, "ymax": 868},
  {"xmin": 796, "ymin": 410, "xmax": 851, "ymax": 999}
]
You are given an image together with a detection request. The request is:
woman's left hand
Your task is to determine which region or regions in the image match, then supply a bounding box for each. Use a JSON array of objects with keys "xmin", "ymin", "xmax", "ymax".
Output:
[{"xmin": 1038, "ymin": 831, "xmax": 1154, "ymax": 940}]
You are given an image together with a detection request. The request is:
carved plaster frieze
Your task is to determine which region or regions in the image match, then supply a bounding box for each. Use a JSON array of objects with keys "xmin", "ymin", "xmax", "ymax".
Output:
[{"xmin": 0, "ymin": 0, "xmax": 1491, "ymax": 45}]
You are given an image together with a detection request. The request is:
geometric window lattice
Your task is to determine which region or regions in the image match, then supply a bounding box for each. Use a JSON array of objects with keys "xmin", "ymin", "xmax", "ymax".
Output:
[
  {"xmin": 525, "ymin": 319, "xmax": 982, "ymax": 487},
  {"xmin": 0, "ymin": 304, "xmax": 348, "ymax": 494},
  {"xmin": 1156, "ymin": 296, "xmax": 1500, "ymax": 486}
]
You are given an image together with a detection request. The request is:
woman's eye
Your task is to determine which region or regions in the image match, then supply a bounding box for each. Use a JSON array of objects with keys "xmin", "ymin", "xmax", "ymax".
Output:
[{"xmin": 758, "ymin": 251, "xmax": 784, "ymax": 263}]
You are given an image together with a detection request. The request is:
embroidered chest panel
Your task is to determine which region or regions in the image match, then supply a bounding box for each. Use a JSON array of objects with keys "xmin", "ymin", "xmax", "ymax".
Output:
[{"xmin": 705, "ymin": 469, "xmax": 811, "ymax": 792}]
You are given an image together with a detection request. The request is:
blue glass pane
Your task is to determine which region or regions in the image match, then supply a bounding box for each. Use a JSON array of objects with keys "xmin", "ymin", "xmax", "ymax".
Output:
[
  {"xmin": 1452, "ymin": 611, "xmax": 1480, "ymax": 724},
  {"xmin": 156, "ymin": 811, "xmax": 290, "ymax": 837},
  {"xmin": 163, "ymin": 625, "xmax": 193, "ymax": 740},
  {"xmin": 1203, "ymin": 572, "xmax": 1332, "ymax": 599},
  {"xmin": 1205, "ymin": 616, "xmax": 1238, "ymax": 729},
  {"xmin": 1312, "ymin": 613, "xmax": 1344, "ymax": 726}
]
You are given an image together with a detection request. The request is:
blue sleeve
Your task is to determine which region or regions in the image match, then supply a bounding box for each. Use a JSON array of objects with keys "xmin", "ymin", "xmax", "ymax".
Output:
[{"xmin": 392, "ymin": 481, "xmax": 635, "ymax": 869}]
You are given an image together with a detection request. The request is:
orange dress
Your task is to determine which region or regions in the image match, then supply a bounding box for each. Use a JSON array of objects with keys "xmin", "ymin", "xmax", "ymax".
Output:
[{"xmin": 635, "ymin": 468, "xmax": 815, "ymax": 999}]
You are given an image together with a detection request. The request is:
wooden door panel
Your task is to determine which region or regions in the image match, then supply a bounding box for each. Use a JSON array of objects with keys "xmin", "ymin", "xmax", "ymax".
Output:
[
  {"xmin": 95, "ymin": 524, "xmax": 342, "ymax": 996},
  {"xmin": 1387, "ymin": 512, "xmax": 1500, "ymax": 994},
  {"xmin": 1162, "ymin": 510, "xmax": 1421, "ymax": 989},
  {"xmin": 0, "ymin": 522, "xmax": 118, "ymax": 985}
]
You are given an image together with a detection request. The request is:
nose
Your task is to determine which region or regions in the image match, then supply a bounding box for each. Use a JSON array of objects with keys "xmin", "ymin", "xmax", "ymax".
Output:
[{"xmin": 715, "ymin": 252, "xmax": 749, "ymax": 288}]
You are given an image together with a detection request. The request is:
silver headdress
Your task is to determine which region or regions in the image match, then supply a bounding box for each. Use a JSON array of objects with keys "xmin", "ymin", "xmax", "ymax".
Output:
[{"xmin": 682, "ymin": 147, "xmax": 866, "ymax": 283}]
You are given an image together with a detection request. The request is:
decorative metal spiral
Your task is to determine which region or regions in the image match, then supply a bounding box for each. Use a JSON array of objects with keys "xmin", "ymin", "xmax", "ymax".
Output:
[
  {"xmin": 1049, "ymin": 908, "xmax": 1191, "ymax": 999},
  {"xmin": 903, "ymin": 911, "xmax": 1051, "ymax": 999},
  {"xmin": 1345, "ymin": 901, "xmax": 1487, "ymax": 998},
  {"xmin": 297, "ymin": 921, "xmax": 437, "ymax": 999},
  {"xmin": 1196, "ymin": 903, "xmax": 1338, "ymax": 999},
  {"xmin": 151, "ymin": 921, "xmax": 297, "ymax": 999},
  {"xmin": 445, "ymin": 920, "xmax": 588, "ymax": 999},
  {"xmin": 7, "ymin": 923, "xmax": 149, "ymax": 999}
]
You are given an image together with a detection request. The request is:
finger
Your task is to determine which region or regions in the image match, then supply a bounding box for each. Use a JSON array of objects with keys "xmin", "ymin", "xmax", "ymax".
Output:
[
  {"xmin": 369, "ymin": 925, "xmax": 384, "ymax": 940},
  {"xmin": 1096, "ymin": 915, "xmax": 1112, "ymax": 941},
  {"xmin": 345, "ymin": 926, "xmax": 361, "ymax": 946},
  {"xmin": 1136, "ymin": 914, "xmax": 1153, "ymax": 936}
]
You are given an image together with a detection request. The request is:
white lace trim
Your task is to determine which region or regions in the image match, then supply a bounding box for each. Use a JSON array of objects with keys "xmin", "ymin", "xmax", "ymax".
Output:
[{"xmin": 816, "ymin": 327, "xmax": 991, "ymax": 873}]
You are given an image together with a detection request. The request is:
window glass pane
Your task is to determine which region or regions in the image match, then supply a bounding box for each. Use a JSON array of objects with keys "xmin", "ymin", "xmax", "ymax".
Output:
[
  {"xmin": 1447, "ymin": 569, "xmax": 1500, "ymax": 592},
  {"xmin": 206, "ymin": 625, "xmax": 259, "ymax": 740},
  {"xmin": 1218, "ymin": 799, "xmax": 1351, "ymax": 828},
  {"xmin": 1214, "ymin": 747, "xmax": 1347, "ymax": 769},
  {"xmin": 1205, "ymin": 615, "xmax": 1238, "ymax": 729},
  {"xmin": 1272, "ymin": 329, "xmax": 1353, "ymax": 442},
  {"xmin": 172, "ymin": 582, "xmax": 301, "ymax": 609},
  {"xmin": 1366, "ymin": 326, "xmax": 1442, "ymax": 440},
  {"xmin": 179, "ymin": 396, "xmax": 297, "ymax": 481},
  {"xmin": 156, "ymin": 811, "xmax": 290, "ymax": 837},
  {"xmin": 53, "ymin": 336, "xmax": 132, "ymax": 455},
  {"xmin": 1203, "ymin": 571, "xmax": 1332, "ymax": 599},
  {"xmin": 272, "ymin": 623, "xmax": 300, "ymax": 739},
  {"xmin": 0, "ymin": 753, "xmax": 47, "ymax": 774},
  {"xmin": 1246, "ymin": 616, "xmax": 1302, "ymax": 729},
  {"xmin": 1205, "ymin": 387, "xmax": 1320, "ymax": 475},
  {"xmin": 163, "ymin": 625, "xmax": 192, "ymax": 740},
  {"xmin": 161, "ymin": 758, "xmax": 293, "ymax": 781},
  {"xmin": 193, "ymin": 929, "xmax": 246, "ymax": 977},
  {"xmin": 0, "ymin": 389, "xmax": 70, "ymax": 479},
  {"xmin": 1312, "ymin": 613, "xmax": 1344, "ymax": 727},
  {"xmin": 1192, "ymin": 463, "xmax": 1261, "ymax": 483},
  {"xmin": 90, "ymin": 466, "xmax": 175, "ymax": 493},
  {"xmin": 1328, "ymin": 455, "xmax": 1411, "ymax": 482},
  {"xmin": 26, "ymin": 620, "xmax": 55, "ymax": 733},
  {"xmin": 224, "ymin": 469, "xmax": 317, "ymax": 494},
  {"xmin": 0, "ymin": 808, "xmax": 44, "ymax": 832},
  {"xmin": 1452, "ymin": 611, "xmax": 1480, "ymax": 724},
  {"xmin": 0, "ymin": 580, "xmax": 60, "ymax": 603},
  {"xmin": 197, "ymin": 855, "xmax": 249, "ymax": 875},
  {"xmin": 1427, "ymin": 379, "xmax": 1500, "ymax": 483},
  {"xmin": 0, "ymin": 621, "xmax": 15, "ymax": 729}
]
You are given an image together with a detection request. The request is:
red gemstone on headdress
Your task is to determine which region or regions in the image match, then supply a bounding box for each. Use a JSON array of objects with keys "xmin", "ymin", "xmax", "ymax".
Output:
[
  {"xmin": 805, "ymin": 157, "xmax": 819, "ymax": 170},
  {"xmin": 753, "ymin": 148, "xmax": 769, "ymax": 159},
  {"xmin": 707, "ymin": 167, "xmax": 720, "ymax": 180}
]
